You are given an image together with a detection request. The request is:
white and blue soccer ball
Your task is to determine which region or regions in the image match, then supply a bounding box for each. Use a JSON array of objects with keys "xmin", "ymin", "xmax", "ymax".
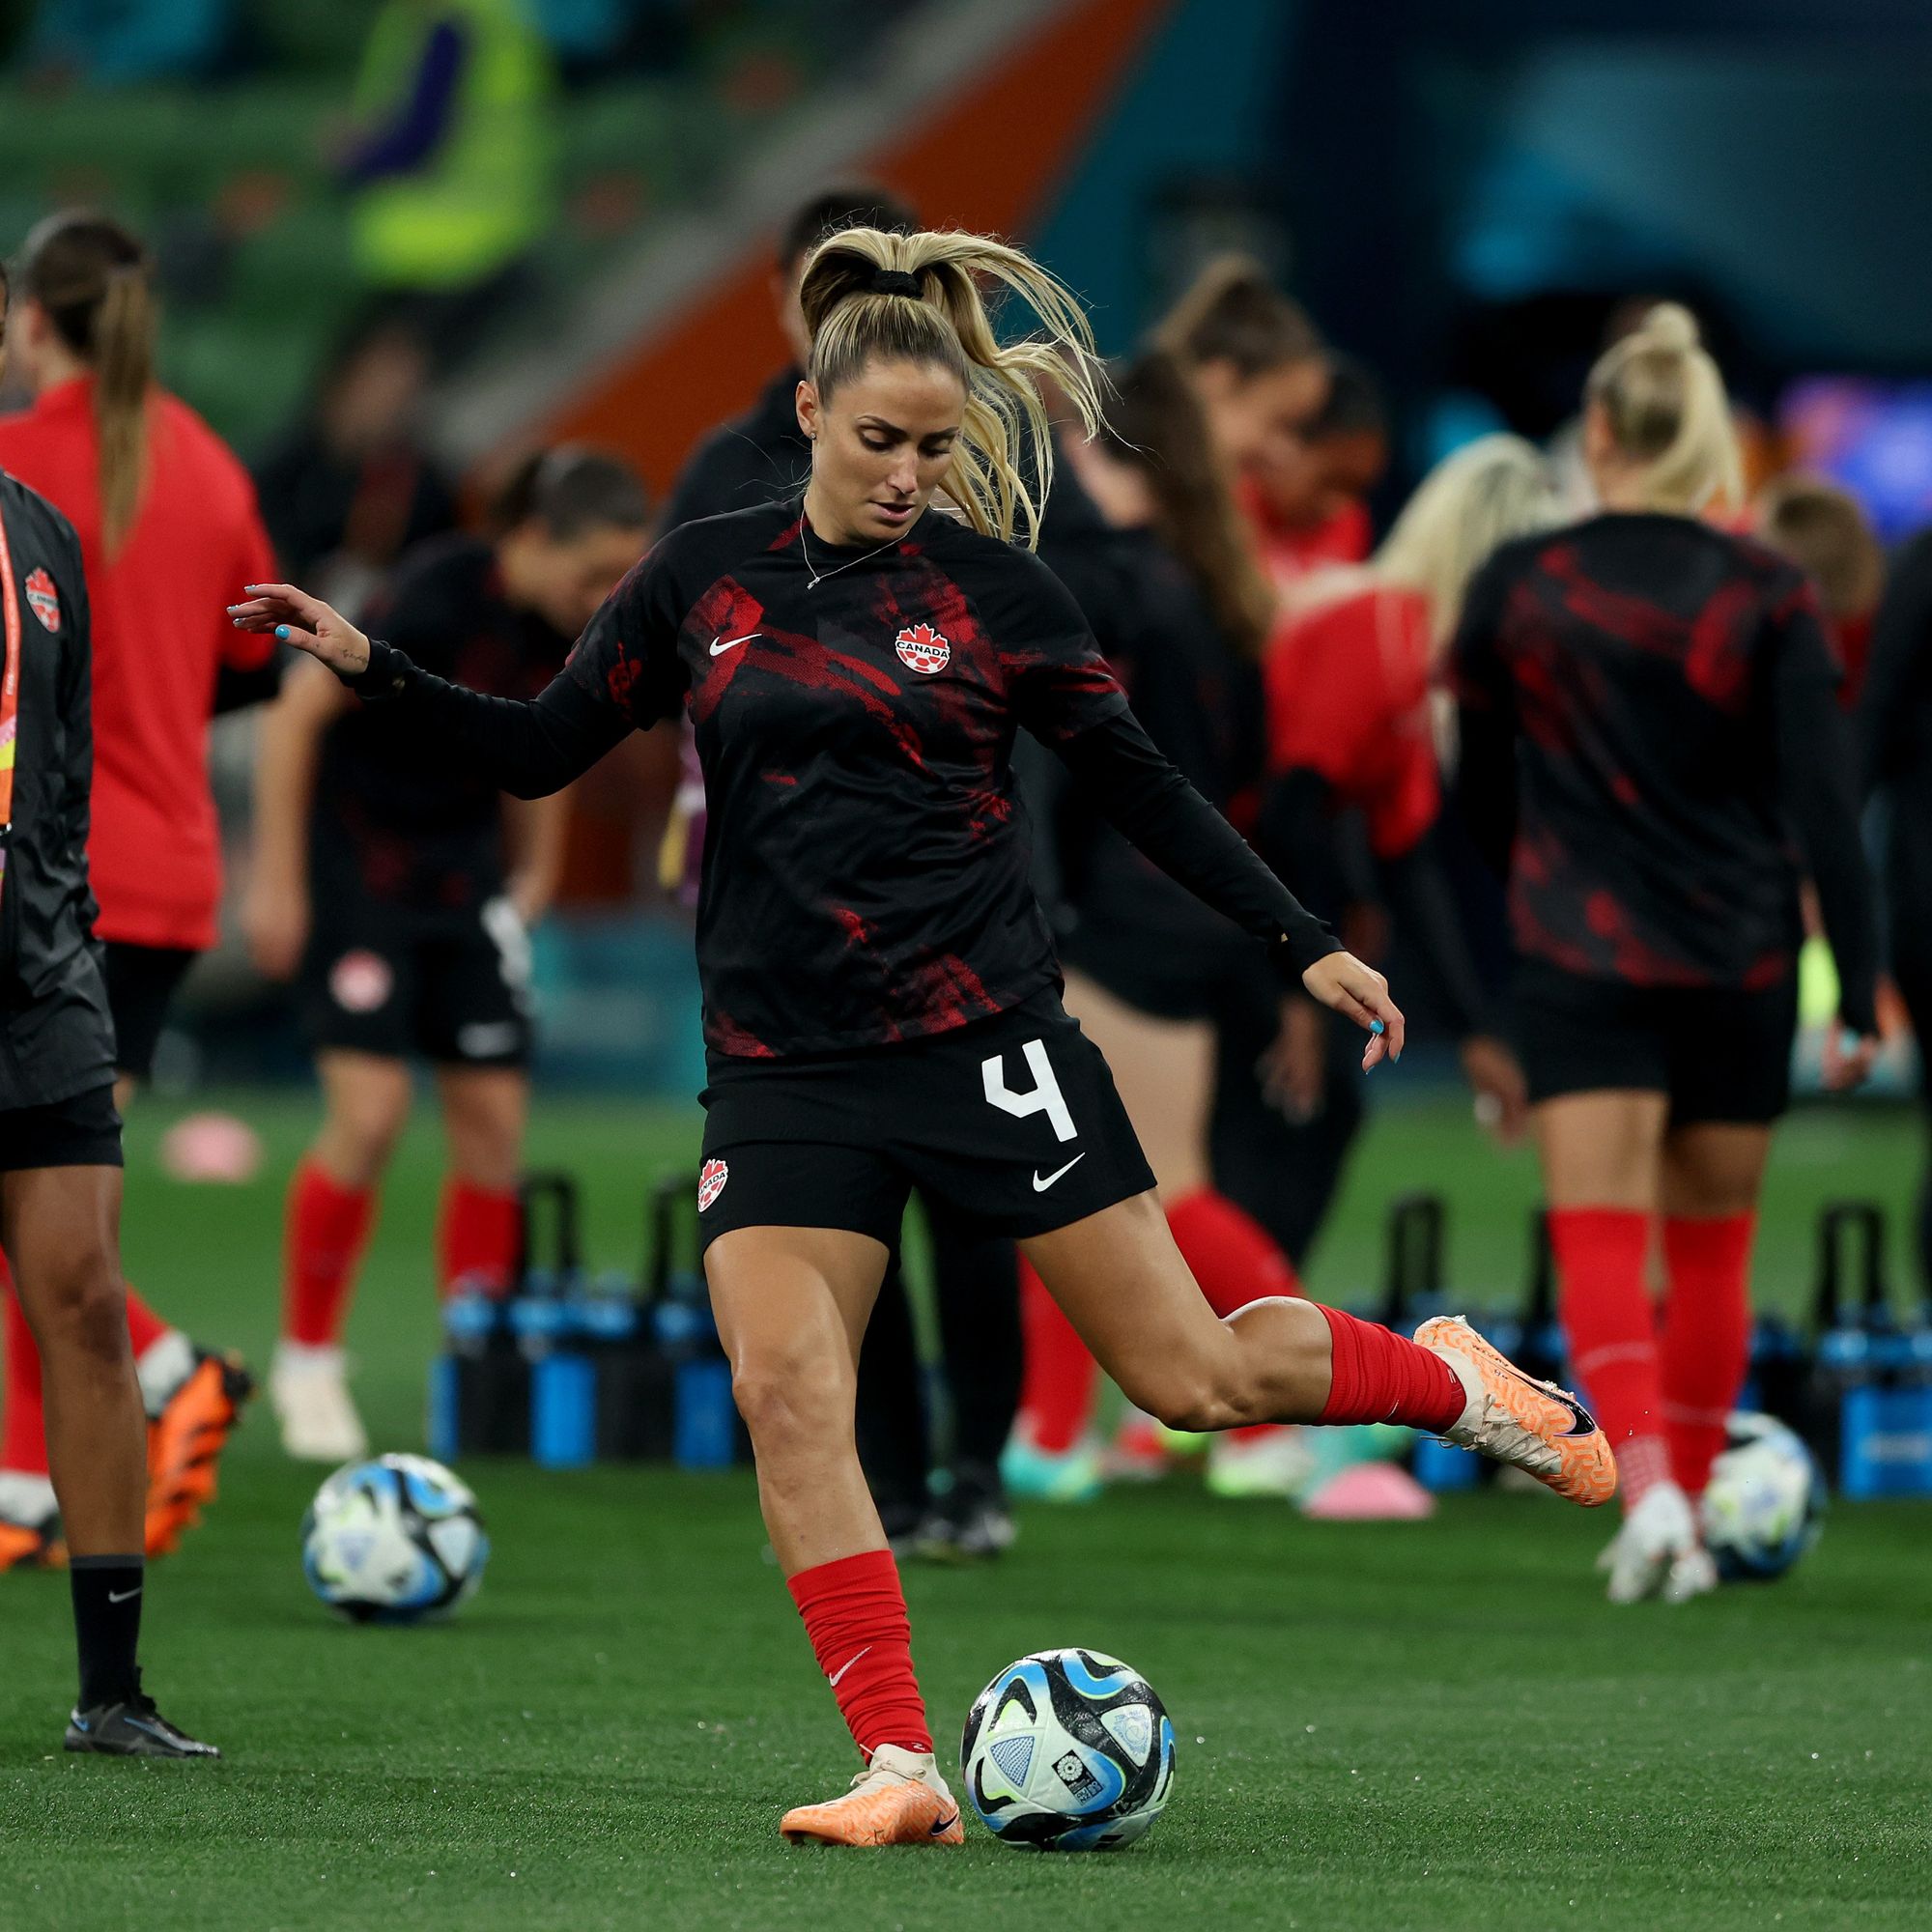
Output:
[
  {"xmin": 301, "ymin": 1453, "xmax": 490, "ymax": 1624},
  {"xmin": 1702, "ymin": 1411, "xmax": 1825, "ymax": 1583},
  {"xmin": 961, "ymin": 1648, "xmax": 1176, "ymax": 1850}
]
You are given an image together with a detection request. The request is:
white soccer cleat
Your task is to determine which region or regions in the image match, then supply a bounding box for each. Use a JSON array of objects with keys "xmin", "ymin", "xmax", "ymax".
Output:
[
  {"xmin": 1206, "ymin": 1426, "xmax": 1315, "ymax": 1501},
  {"xmin": 780, "ymin": 1744, "xmax": 966, "ymax": 1846},
  {"xmin": 270, "ymin": 1346, "xmax": 369, "ymax": 1463},
  {"xmin": 1596, "ymin": 1481, "xmax": 1715, "ymax": 1605}
]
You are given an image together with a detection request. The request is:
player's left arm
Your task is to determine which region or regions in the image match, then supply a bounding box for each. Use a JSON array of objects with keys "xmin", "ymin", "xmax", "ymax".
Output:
[
  {"xmin": 1001, "ymin": 558, "xmax": 1403, "ymax": 1066},
  {"xmin": 54, "ymin": 520, "xmax": 95, "ymax": 875}
]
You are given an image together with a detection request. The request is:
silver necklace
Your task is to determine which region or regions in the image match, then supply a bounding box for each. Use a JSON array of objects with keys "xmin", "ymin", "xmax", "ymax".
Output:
[{"xmin": 800, "ymin": 517, "xmax": 903, "ymax": 590}]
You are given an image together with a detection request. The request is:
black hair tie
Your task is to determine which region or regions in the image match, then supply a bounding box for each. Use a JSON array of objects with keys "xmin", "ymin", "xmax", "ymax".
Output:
[{"xmin": 867, "ymin": 268, "xmax": 923, "ymax": 298}]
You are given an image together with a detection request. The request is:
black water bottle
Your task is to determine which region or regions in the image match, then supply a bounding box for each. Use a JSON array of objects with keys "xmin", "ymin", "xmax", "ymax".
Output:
[{"xmin": 590, "ymin": 1175, "xmax": 684, "ymax": 1462}]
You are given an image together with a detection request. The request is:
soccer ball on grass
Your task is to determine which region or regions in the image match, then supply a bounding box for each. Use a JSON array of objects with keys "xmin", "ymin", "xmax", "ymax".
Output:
[
  {"xmin": 961, "ymin": 1648, "xmax": 1175, "ymax": 1849},
  {"xmin": 301, "ymin": 1453, "xmax": 489, "ymax": 1624}
]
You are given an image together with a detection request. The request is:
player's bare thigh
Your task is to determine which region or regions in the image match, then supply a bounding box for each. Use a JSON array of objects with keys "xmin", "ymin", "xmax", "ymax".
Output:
[{"xmin": 1534, "ymin": 1092, "xmax": 1670, "ymax": 1210}]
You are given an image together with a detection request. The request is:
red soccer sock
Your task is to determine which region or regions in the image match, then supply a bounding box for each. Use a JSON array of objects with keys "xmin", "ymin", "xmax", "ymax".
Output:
[
  {"xmin": 282, "ymin": 1157, "xmax": 378, "ymax": 1350},
  {"xmin": 1016, "ymin": 1259, "xmax": 1096, "ymax": 1456},
  {"xmin": 1314, "ymin": 1302, "xmax": 1466, "ymax": 1431},
  {"xmin": 1550, "ymin": 1206, "xmax": 1669, "ymax": 1503},
  {"xmin": 1169, "ymin": 1189, "xmax": 1302, "ymax": 1445},
  {"xmin": 1, "ymin": 1281, "xmax": 49, "ymax": 1477},
  {"xmin": 1660, "ymin": 1211, "xmax": 1756, "ymax": 1499},
  {"xmin": 437, "ymin": 1177, "xmax": 523, "ymax": 1300},
  {"xmin": 787, "ymin": 1548, "xmax": 933, "ymax": 1760}
]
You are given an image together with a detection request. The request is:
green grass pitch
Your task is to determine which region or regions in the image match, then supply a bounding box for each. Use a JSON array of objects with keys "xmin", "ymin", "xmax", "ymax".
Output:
[{"xmin": 2, "ymin": 1089, "xmax": 1927, "ymax": 1930}]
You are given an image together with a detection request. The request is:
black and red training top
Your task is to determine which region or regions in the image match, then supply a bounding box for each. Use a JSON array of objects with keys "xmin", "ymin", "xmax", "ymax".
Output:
[
  {"xmin": 345, "ymin": 500, "xmax": 1335, "ymax": 1059},
  {"xmin": 1452, "ymin": 512, "xmax": 1877, "ymax": 1033}
]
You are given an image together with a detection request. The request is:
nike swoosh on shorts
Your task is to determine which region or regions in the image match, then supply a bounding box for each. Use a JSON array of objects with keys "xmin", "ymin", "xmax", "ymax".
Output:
[{"xmin": 1033, "ymin": 1153, "xmax": 1086, "ymax": 1192}]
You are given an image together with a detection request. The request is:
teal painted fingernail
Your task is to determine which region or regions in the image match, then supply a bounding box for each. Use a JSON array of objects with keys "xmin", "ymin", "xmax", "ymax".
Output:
[
  {"xmin": 275, "ymin": 625, "xmax": 290, "ymax": 639},
  {"xmin": 1370, "ymin": 1019, "xmax": 1385, "ymax": 1035}
]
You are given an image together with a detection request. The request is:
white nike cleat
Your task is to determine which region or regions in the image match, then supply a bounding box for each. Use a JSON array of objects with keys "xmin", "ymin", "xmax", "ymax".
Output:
[
  {"xmin": 270, "ymin": 1345, "xmax": 368, "ymax": 1463},
  {"xmin": 781, "ymin": 1744, "xmax": 966, "ymax": 1846},
  {"xmin": 1597, "ymin": 1481, "xmax": 1713, "ymax": 1605}
]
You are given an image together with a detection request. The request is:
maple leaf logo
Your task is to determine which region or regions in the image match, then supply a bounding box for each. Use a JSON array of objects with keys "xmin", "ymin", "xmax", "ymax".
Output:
[{"xmin": 895, "ymin": 622, "xmax": 951, "ymax": 675}]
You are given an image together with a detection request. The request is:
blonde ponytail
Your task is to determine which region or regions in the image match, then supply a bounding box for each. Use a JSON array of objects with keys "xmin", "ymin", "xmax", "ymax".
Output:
[
  {"xmin": 1584, "ymin": 302, "xmax": 1742, "ymax": 515},
  {"xmin": 798, "ymin": 226, "xmax": 1107, "ymax": 548},
  {"xmin": 18, "ymin": 213, "xmax": 156, "ymax": 556}
]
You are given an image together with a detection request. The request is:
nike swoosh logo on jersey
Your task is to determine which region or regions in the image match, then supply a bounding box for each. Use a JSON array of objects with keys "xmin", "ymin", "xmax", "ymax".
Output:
[
  {"xmin": 709, "ymin": 632, "xmax": 758, "ymax": 655},
  {"xmin": 1032, "ymin": 1153, "xmax": 1086, "ymax": 1192}
]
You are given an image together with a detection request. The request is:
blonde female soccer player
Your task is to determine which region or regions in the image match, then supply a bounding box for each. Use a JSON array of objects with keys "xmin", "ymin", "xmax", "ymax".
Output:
[{"xmin": 233, "ymin": 225, "xmax": 1612, "ymax": 1845}]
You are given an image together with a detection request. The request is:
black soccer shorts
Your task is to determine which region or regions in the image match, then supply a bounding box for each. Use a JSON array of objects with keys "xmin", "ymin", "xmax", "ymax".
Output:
[
  {"xmin": 0, "ymin": 1084, "xmax": 123, "ymax": 1172},
  {"xmin": 696, "ymin": 986, "xmax": 1156, "ymax": 1254},
  {"xmin": 1512, "ymin": 961, "xmax": 1800, "ymax": 1125},
  {"xmin": 300, "ymin": 893, "xmax": 533, "ymax": 1068},
  {"xmin": 101, "ymin": 942, "xmax": 198, "ymax": 1084}
]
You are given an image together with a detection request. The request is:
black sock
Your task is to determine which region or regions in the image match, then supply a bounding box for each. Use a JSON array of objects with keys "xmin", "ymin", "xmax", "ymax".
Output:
[{"xmin": 70, "ymin": 1555, "xmax": 144, "ymax": 1710}]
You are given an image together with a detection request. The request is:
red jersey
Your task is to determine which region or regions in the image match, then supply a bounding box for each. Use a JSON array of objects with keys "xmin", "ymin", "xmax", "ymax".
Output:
[
  {"xmin": 1263, "ymin": 582, "xmax": 1438, "ymax": 860},
  {"xmin": 1241, "ymin": 475, "xmax": 1373, "ymax": 591},
  {"xmin": 0, "ymin": 380, "xmax": 276, "ymax": 950}
]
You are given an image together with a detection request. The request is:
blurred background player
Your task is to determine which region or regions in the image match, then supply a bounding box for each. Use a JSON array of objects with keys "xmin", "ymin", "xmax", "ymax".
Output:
[
  {"xmin": 245, "ymin": 445, "xmax": 649, "ymax": 1461},
  {"xmin": 661, "ymin": 182, "xmax": 1023, "ymax": 1560},
  {"xmin": 1752, "ymin": 472, "xmax": 1885, "ymax": 710},
  {"xmin": 1453, "ymin": 304, "xmax": 1880, "ymax": 1605},
  {"xmin": 1221, "ymin": 437, "xmax": 1553, "ymax": 1272},
  {"xmin": 0, "ymin": 213, "xmax": 267, "ymax": 1571},
  {"xmin": 252, "ymin": 320, "xmax": 460, "ymax": 621},
  {"xmin": 0, "ymin": 284, "xmax": 216, "ymax": 1753},
  {"xmin": 1244, "ymin": 352, "xmax": 1390, "ymax": 590}
]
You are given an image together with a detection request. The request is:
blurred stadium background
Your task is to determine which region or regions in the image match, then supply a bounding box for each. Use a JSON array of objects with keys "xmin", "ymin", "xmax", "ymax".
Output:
[{"xmin": 4, "ymin": 5, "xmax": 1931, "ymax": 1927}]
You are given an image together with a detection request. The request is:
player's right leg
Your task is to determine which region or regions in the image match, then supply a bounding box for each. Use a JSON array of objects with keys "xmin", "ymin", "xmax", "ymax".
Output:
[
  {"xmin": 3, "ymin": 1150, "xmax": 216, "ymax": 1757},
  {"xmin": 699, "ymin": 1154, "xmax": 962, "ymax": 1848},
  {"xmin": 1023, "ymin": 1191, "xmax": 1615, "ymax": 1507},
  {"xmin": 270, "ymin": 1050, "xmax": 410, "ymax": 1462}
]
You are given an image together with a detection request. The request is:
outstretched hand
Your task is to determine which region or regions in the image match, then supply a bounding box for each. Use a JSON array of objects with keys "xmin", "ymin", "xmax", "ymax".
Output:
[
  {"xmin": 228, "ymin": 583, "xmax": 371, "ymax": 679},
  {"xmin": 1301, "ymin": 950, "xmax": 1406, "ymax": 1072}
]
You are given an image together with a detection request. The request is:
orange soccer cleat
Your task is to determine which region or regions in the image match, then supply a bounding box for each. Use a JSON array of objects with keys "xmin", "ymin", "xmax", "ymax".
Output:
[
  {"xmin": 0, "ymin": 1511, "xmax": 63, "ymax": 1572},
  {"xmin": 780, "ymin": 1745, "xmax": 967, "ymax": 1848},
  {"xmin": 145, "ymin": 1351, "xmax": 254, "ymax": 1557},
  {"xmin": 1414, "ymin": 1315, "xmax": 1618, "ymax": 1508}
]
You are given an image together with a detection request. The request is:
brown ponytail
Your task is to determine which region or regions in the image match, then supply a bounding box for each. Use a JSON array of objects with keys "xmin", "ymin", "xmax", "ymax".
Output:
[
  {"xmin": 1095, "ymin": 350, "xmax": 1274, "ymax": 658},
  {"xmin": 1154, "ymin": 255, "xmax": 1322, "ymax": 380},
  {"xmin": 18, "ymin": 213, "xmax": 156, "ymax": 556}
]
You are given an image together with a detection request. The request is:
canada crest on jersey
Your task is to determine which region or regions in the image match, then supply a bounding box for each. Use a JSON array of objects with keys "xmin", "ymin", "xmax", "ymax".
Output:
[
  {"xmin": 24, "ymin": 568, "xmax": 60, "ymax": 634},
  {"xmin": 895, "ymin": 621, "xmax": 950, "ymax": 675}
]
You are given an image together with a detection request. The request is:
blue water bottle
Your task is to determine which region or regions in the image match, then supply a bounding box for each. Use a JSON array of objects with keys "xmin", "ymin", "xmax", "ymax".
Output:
[
  {"xmin": 646, "ymin": 1170, "xmax": 739, "ymax": 1470},
  {"xmin": 516, "ymin": 1173, "xmax": 598, "ymax": 1469}
]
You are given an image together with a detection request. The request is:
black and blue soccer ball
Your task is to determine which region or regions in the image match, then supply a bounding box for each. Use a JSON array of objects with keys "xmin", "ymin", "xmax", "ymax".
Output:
[{"xmin": 961, "ymin": 1648, "xmax": 1176, "ymax": 1850}]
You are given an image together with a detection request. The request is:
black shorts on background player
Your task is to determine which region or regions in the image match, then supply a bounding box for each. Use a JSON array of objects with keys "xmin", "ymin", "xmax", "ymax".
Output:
[
  {"xmin": 99, "ymin": 943, "xmax": 196, "ymax": 1084},
  {"xmin": 299, "ymin": 887, "xmax": 532, "ymax": 1067},
  {"xmin": 697, "ymin": 989, "xmax": 1153, "ymax": 1254},
  {"xmin": 1512, "ymin": 961, "xmax": 1798, "ymax": 1124}
]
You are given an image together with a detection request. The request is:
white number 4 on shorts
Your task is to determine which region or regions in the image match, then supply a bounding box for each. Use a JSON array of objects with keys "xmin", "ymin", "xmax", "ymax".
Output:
[{"xmin": 981, "ymin": 1039, "xmax": 1076, "ymax": 1144}]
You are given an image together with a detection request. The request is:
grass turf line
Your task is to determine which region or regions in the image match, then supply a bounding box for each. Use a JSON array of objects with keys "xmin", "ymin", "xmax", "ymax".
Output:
[{"xmin": 0, "ymin": 1091, "xmax": 1925, "ymax": 1930}]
